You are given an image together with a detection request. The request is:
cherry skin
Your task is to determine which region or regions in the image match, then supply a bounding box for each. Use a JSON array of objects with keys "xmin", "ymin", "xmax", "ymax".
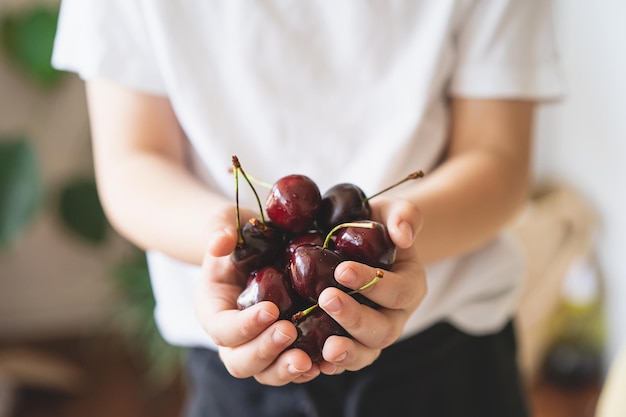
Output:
[
  {"xmin": 230, "ymin": 218, "xmax": 285, "ymax": 275},
  {"xmin": 332, "ymin": 220, "xmax": 397, "ymax": 270},
  {"xmin": 316, "ymin": 183, "xmax": 370, "ymax": 233},
  {"xmin": 283, "ymin": 230, "xmax": 325, "ymax": 264},
  {"xmin": 316, "ymin": 171, "xmax": 424, "ymax": 233},
  {"xmin": 237, "ymin": 265, "xmax": 305, "ymax": 320},
  {"xmin": 288, "ymin": 244, "xmax": 347, "ymax": 303},
  {"xmin": 266, "ymin": 174, "xmax": 322, "ymax": 234},
  {"xmin": 291, "ymin": 307, "xmax": 348, "ymax": 363}
]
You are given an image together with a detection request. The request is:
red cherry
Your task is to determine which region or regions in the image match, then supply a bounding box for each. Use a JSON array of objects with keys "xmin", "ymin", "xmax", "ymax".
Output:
[
  {"xmin": 333, "ymin": 220, "xmax": 396, "ymax": 270},
  {"xmin": 316, "ymin": 171, "xmax": 424, "ymax": 233},
  {"xmin": 230, "ymin": 219, "xmax": 285, "ymax": 274},
  {"xmin": 266, "ymin": 174, "xmax": 322, "ymax": 234},
  {"xmin": 291, "ymin": 307, "xmax": 348, "ymax": 363},
  {"xmin": 284, "ymin": 230, "xmax": 325, "ymax": 263},
  {"xmin": 230, "ymin": 156, "xmax": 286, "ymax": 274},
  {"xmin": 237, "ymin": 265, "xmax": 304, "ymax": 319},
  {"xmin": 316, "ymin": 183, "xmax": 370, "ymax": 233},
  {"xmin": 288, "ymin": 244, "xmax": 346, "ymax": 303}
]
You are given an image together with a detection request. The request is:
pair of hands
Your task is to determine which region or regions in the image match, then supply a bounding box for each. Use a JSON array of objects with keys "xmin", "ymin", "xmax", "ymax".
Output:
[{"xmin": 194, "ymin": 197, "xmax": 427, "ymax": 386}]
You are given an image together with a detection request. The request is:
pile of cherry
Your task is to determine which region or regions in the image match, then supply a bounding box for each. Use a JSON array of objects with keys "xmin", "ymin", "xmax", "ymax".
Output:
[{"xmin": 230, "ymin": 156, "xmax": 423, "ymax": 363}]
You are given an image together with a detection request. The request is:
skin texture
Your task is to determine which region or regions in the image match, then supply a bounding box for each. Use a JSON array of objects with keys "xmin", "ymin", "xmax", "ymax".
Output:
[{"xmin": 85, "ymin": 78, "xmax": 535, "ymax": 386}]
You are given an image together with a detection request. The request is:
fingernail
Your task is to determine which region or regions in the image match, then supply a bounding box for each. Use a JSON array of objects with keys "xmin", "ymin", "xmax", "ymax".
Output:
[
  {"xmin": 337, "ymin": 265, "xmax": 356, "ymax": 286},
  {"xmin": 334, "ymin": 351, "xmax": 348, "ymax": 362},
  {"xmin": 272, "ymin": 328, "xmax": 292, "ymax": 345},
  {"xmin": 324, "ymin": 364, "xmax": 338, "ymax": 375},
  {"xmin": 321, "ymin": 296, "xmax": 342, "ymax": 314},
  {"xmin": 258, "ymin": 309, "xmax": 277, "ymax": 325},
  {"xmin": 288, "ymin": 363, "xmax": 307, "ymax": 374},
  {"xmin": 398, "ymin": 221, "xmax": 414, "ymax": 243}
]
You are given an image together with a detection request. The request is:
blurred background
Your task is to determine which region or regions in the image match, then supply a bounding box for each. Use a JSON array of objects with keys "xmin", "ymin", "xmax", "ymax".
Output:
[{"xmin": 0, "ymin": 0, "xmax": 624, "ymax": 416}]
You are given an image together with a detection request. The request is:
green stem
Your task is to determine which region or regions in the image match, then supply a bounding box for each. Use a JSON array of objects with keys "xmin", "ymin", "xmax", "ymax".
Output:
[
  {"xmin": 323, "ymin": 221, "xmax": 375, "ymax": 248},
  {"xmin": 228, "ymin": 167, "xmax": 273, "ymax": 189},
  {"xmin": 291, "ymin": 304, "xmax": 319, "ymax": 322},
  {"xmin": 347, "ymin": 270, "xmax": 384, "ymax": 295},
  {"xmin": 232, "ymin": 155, "xmax": 267, "ymax": 224},
  {"xmin": 232, "ymin": 157, "xmax": 243, "ymax": 245},
  {"xmin": 290, "ymin": 270, "xmax": 384, "ymax": 323}
]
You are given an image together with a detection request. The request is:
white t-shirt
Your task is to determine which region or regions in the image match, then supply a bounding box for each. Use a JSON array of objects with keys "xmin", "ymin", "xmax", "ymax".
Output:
[{"xmin": 53, "ymin": 0, "xmax": 563, "ymax": 349}]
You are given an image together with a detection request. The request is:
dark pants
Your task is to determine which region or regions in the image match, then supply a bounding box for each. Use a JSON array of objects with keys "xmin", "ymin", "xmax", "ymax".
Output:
[{"xmin": 182, "ymin": 320, "xmax": 530, "ymax": 417}]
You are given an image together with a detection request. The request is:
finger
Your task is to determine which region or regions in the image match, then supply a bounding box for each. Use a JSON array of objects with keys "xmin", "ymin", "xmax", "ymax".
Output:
[
  {"xmin": 320, "ymin": 335, "xmax": 382, "ymax": 373},
  {"xmin": 291, "ymin": 369, "xmax": 322, "ymax": 384},
  {"xmin": 196, "ymin": 228, "xmax": 284, "ymax": 347},
  {"xmin": 386, "ymin": 201, "xmax": 422, "ymax": 249},
  {"xmin": 371, "ymin": 198, "xmax": 422, "ymax": 249},
  {"xmin": 196, "ymin": 297, "xmax": 280, "ymax": 347},
  {"xmin": 217, "ymin": 320, "xmax": 303, "ymax": 380},
  {"xmin": 206, "ymin": 225, "xmax": 239, "ymax": 257},
  {"xmin": 333, "ymin": 261, "xmax": 426, "ymax": 311},
  {"xmin": 195, "ymin": 252, "xmax": 260, "ymax": 345},
  {"xmin": 253, "ymin": 349, "xmax": 320, "ymax": 386},
  {"xmin": 318, "ymin": 286, "xmax": 405, "ymax": 350}
]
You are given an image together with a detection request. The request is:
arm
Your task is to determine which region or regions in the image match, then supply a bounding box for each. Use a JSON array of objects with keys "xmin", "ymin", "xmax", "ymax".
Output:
[
  {"xmin": 408, "ymin": 98, "xmax": 535, "ymax": 264},
  {"xmin": 308, "ymin": 98, "xmax": 536, "ymax": 374},
  {"xmin": 85, "ymin": 79, "xmax": 237, "ymax": 264},
  {"xmin": 86, "ymin": 78, "xmax": 307, "ymax": 384}
]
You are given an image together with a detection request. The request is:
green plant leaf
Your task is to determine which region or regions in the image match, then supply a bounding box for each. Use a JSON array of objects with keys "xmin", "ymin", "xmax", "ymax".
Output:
[
  {"xmin": 0, "ymin": 136, "xmax": 41, "ymax": 247},
  {"xmin": 58, "ymin": 178, "xmax": 109, "ymax": 243},
  {"xmin": 1, "ymin": 6, "xmax": 64, "ymax": 86}
]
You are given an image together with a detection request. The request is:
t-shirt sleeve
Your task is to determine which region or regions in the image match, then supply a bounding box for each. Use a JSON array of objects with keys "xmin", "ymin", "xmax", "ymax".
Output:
[
  {"xmin": 52, "ymin": 0, "xmax": 166, "ymax": 95},
  {"xmin": 450, "ymin": 0, "xmax": 564, "ymax": 100}
]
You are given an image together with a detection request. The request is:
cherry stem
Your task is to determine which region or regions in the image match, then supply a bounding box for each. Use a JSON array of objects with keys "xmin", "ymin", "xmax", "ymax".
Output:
[
  {"xmin": 228, "ymin": 167, "xmax": 273, "ymax": 189},
  {"xmin": 290, "ymin": 270, "xmax": 384, "ymax": 323},
  {"xmin": 232, "ymin": 155, "xmax": 267, "ymax": 224},
  {"xmin": 323, "ymin": 221, "xmax": 376, "ymax": 248},
  {"xmin": 232, "ymin": 158, "xmax": 244, "ymax": 245},
  {"xmin": 364, "ymin": 170, "xmax": 424, "ymax": 202},
  {"xmin": 291, "ymin": 304, "xmax": 318, "ymax": 322},
  {"xmin": 347, "ymin": 270, "xmax": 384, "ymax": 295}
]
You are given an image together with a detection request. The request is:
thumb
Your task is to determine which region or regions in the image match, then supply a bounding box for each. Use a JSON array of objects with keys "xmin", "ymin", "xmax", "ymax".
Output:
[
  {"xmin": 385, "ymin": 201, "xmax": 423, "ymax": 249},
  {"xmin": 206, "ymin": 225, "xmax": 239, "ymax": 257}
]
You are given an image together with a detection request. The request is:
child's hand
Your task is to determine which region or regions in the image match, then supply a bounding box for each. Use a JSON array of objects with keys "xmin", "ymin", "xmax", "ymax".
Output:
[
  {"xmin": 315, "ymin": 197, "xmax": 426, "ymax": 375},
  {"xmin": 195, "ymin": 198, "xmax": 425, "ymax": 385},
  {"xmin": 195, "ymin": 205, "xmax": 320, "ymax": 386}
]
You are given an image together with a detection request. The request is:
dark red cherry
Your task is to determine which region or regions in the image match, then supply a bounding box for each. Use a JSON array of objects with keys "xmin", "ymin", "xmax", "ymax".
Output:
[
  {"xmin": 284, "ymin": 230, "xmax": 325, "ymax": 264},
  {"xmin": 316, "ymin": 171, "xmax": 424, "ymax": 233},
  {"xmin": 316, "ymin": 183, "xmax": 370, "ymax": 233},
  {"xmin": 237, "ymin": 265, "xmax": 304, "ymax": 319},
  {"xmin": 291, "ymin": 308, "xmax": 348, "ymax": 363},
  {"xmin": 333, "ymin": 220, "xmax": 397, "ymax": 270},
  {"xmin": 230, "ymin": 218, "xmax": 285, "ymax": 274},
  {"xmin": 266, "ymin": 174, "xmax": 322, "ymax": 234},
  {"xmin": 289, "ymin": 244, "xmax": 346, "ymax": 303}
]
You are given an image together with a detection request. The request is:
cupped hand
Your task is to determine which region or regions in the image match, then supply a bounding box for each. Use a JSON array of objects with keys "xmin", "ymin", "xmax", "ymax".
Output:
[
  {"xmin": 316, "ymin": 197, "xmax": 427, "ymax": 375},
  {"xmin": 194, "ymin": 205, "xmax": 319, "ymax": 386}
]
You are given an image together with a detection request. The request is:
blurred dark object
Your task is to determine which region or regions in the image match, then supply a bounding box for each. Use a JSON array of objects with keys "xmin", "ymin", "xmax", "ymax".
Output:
[
  {"xmin": 542, "ymin": 341, "xmax": 603, "ymax": 389},
  {"xmin": 541, "ymin": 256, "xmax": 606, "ymax": 389}
]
